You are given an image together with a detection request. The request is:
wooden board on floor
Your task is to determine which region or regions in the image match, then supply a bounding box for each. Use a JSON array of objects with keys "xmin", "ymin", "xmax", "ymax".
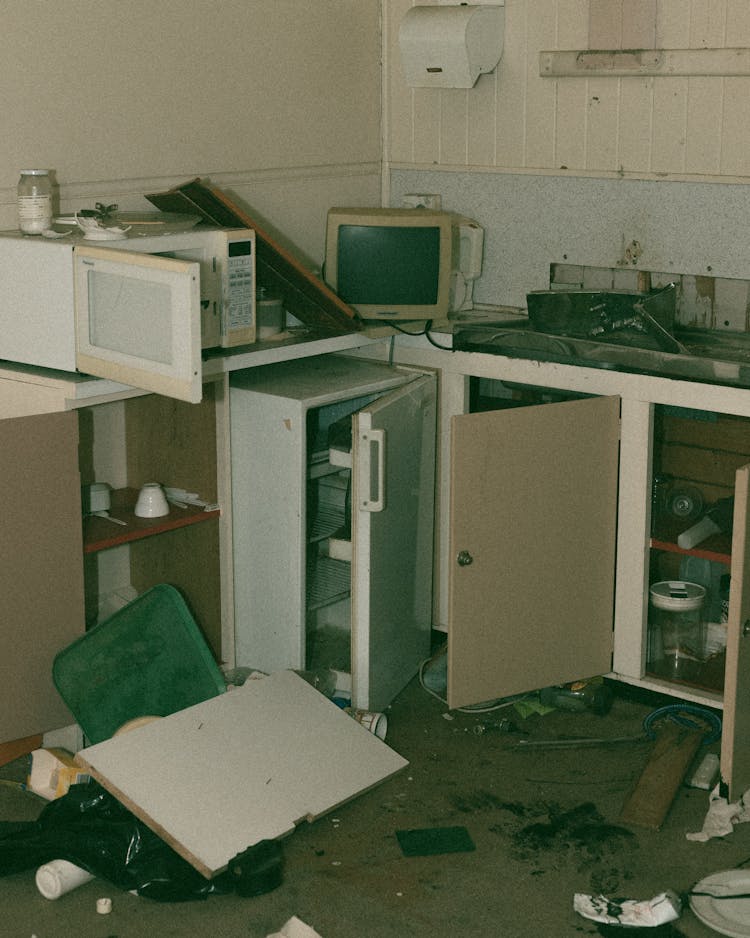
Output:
[
  {"xmin": 619, "ymin": 720, "xmax": 704, "ymax": 830},
  {"xmin": 75, "ymin": 670, "xmax": 407, "ymax": 878},
  {"xmin": 0, "ymin": 734, "xmax": 42, "ymax": 768}
]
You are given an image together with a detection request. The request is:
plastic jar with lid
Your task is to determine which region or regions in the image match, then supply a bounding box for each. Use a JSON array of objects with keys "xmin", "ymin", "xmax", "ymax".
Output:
[
  {"xmin": 17, "ymin": 169, "xmax": 52, "ymax": 234},
  {"xmin": 648, "ymin": 580, "xmax": 706, "ymax": 681}
]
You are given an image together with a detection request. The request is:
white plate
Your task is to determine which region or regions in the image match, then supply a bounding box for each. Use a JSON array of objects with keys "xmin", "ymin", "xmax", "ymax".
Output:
[
  {"xmin": 691, "ymin": 870, "xmax": 750, "ymax": 937},
  {"xmin": 56, "ymin": 211, "xmax": 201, "ymax": 232},
  {"xmin": 82, "ymin": 228, "xmax": 129, "ymax": 241},
  {"xmin": 109, "ymin": 212, "xmax": 201, "ymax": 231}
]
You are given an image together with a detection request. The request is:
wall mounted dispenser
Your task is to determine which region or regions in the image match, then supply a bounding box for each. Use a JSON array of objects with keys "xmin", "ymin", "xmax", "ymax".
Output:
[{"xmin": 398, "ymin": 3, "xmax": 505, "ymax": 89}]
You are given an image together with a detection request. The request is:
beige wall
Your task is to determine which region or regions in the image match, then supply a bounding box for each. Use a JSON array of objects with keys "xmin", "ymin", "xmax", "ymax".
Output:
[
  {"xmin": 385, "ymin": 0, "xmax": 750, "ymax": 181},
  {"xmin": 0, "ymin": 0, "xmax": 382, "ymax": 263}
]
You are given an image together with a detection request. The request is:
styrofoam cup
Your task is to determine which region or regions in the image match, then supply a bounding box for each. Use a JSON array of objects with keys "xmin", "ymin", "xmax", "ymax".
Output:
[
  {"xmin": 345, "ymin": 708, "xmax": 387, "ymax": 739},
  {"xmin": 36, "ymin": 859, "xmax": 95, "ymax": 899}
]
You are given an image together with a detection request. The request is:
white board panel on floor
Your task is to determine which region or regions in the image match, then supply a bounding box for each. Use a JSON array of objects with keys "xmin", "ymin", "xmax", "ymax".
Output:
[{"xmin": 75, "ymin": 670, "xmax": 407, "ymax": 877}]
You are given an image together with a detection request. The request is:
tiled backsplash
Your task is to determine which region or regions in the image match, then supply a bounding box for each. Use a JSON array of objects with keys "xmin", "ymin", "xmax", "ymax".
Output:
[{"xmin": 549, "ymin": 264, "xmax": 749, "ymax": 334}]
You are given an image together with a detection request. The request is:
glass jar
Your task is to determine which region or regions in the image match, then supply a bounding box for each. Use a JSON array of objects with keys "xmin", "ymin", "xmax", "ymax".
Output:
[
  {"xmin": 648, "ymin": 580, "xmax": 706, "ymax": 682},
  {"xmin": 17, "ymin": 169, "xmax": 52, "ymax": 234}
]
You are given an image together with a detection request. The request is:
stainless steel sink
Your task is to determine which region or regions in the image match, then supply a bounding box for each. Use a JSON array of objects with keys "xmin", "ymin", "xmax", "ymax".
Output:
[{"xmin": 453, "ymin": 319, "xmax": 750, "ymax": 389}]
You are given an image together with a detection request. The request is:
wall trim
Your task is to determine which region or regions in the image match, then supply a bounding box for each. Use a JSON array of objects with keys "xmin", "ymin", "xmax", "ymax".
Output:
[
  {"xmin": 0, "ymin": 163, "xmax": 382, "ymax": 210},
  {"xmin": 386, "ymin": 162, "xmax": 750, "ymax": 187}
]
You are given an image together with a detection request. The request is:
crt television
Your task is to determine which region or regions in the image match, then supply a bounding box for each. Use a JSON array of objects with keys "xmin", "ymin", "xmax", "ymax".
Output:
[{"xmin": 324, "ymin": 207, "xmax": 483, "ymax": 321}]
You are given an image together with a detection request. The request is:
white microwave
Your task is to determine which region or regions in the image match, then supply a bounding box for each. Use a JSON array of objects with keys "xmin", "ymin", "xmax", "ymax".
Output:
[{"xmin": 0, "ymin": 226, "xmax": 256, "ymax": 403}]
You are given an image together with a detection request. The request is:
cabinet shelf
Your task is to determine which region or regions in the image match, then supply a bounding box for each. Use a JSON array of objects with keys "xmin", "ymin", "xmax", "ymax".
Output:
[
  {"xmin": 83, "ymin": 487, "xmax": 220, "ymax": 554},
  {"xmin": 306, "ymin": 555, "xmax": 351, "ymax": 611},
  {"xmin": 651, "ymin": 518, "xmax": 731, "ymax": 566}
]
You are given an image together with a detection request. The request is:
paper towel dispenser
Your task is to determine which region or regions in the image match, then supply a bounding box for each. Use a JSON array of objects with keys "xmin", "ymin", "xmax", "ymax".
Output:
[{"xmin": 399, "ymin": 3, "xmax": 505, "ymax": 89}]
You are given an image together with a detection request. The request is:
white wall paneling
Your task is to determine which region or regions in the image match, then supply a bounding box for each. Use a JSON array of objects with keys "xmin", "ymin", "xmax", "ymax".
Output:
[{"xmin": 386, "ymin": 0, "xmax": 750, "ymax": 180}]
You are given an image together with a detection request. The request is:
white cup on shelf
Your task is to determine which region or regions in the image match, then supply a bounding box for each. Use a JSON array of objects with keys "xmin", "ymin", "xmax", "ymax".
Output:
[{"xmin": 134, "ymin": 482, "xmax": 170, "ymax": 518}]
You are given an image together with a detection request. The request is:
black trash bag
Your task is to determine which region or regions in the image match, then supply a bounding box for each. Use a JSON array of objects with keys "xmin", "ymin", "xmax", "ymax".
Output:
[{"xmin": 0, "ymin": 781, "xmax": 282, "ymax": 902}]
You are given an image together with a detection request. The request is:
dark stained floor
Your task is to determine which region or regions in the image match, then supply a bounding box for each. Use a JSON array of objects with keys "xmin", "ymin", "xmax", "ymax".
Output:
[{"xmin": 0, "ymin": 674, "xmax": 746, "ymax": 938}]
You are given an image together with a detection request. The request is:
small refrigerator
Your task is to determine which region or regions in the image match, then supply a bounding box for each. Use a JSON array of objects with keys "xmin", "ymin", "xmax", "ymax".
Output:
[{"xmin": 229, "ymin": 354, "xmax": 437, "ymax": 711}]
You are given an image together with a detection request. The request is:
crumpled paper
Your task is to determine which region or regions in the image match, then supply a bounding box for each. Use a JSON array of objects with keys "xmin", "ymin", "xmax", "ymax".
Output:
[
  {"xmin": 686, "ymin": 783, "xmax": 750, "ymax": 842},
  {"xmin": 266, "ymin": 917, "xmax": 323, "ymax": 938},
  {"xmin": 573, "ymin": 891, "xmax": 682, "ymax": 926}
]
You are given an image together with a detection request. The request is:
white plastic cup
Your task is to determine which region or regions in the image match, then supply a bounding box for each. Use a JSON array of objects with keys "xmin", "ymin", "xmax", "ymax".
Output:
[
  {"xmin": 134, "ymin": 482, "xmax": 169, "ymax": 518},
  {"xmin": 35, "ymin": 859, "xmax": 95, "ymax": 900},
  {"xmin": 345, "ymin": 708, "xmax": 387, "ymax": 739}
]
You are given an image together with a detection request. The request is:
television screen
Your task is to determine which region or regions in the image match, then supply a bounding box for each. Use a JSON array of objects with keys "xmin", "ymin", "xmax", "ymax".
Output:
[
  {"xmin": 336, "ymin": 225, "xmax": 441, "ymax": 306},
  {"xmin": 324, "ymin": 207, "xmax": 456, "ymax": 321}
]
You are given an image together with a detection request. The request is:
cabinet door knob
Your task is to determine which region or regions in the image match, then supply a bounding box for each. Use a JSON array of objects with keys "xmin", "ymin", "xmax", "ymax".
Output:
[
  {"xmin": 456, "ymin": 550, "xmax": 473, "ymax": 566},
  {"xmin": 743, "ymin": 619, "xmax": 750, "ymax": 638}
]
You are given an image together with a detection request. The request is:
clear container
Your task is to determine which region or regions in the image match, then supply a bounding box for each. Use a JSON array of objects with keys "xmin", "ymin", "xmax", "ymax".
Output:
[
  {"xmin": 647, "ymin": 580, "xmax": 706, "ymax": 682},
  {"xmin": 17, "ymin": 169, "xmax": 52, "ymax": 234}
]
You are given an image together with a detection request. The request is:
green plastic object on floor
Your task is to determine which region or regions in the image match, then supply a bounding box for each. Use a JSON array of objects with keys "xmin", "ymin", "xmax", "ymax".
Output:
[{"xmin": 52, "ymin": 584, "xmax": 226, "ymax": 744}]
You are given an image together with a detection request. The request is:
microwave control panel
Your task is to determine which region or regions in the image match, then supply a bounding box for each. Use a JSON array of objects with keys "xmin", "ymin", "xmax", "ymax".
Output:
[{"xmin": 223, "ymin": 234, "xmax": 256, "ymax": 347}]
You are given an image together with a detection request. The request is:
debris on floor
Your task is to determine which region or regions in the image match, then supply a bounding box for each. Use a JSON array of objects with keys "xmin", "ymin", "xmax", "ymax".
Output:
[
  {"xmin": 687, "ymin": 751, "xmax": 720, "ymax": 790},
  {"xmin": 27, "ymin": 748, "xmax": 90, "ymax": 801},
  {"xmin": 689, "ymin": 868, "xmax": 750, "ymax": 932},
  {"xmin": 51, "ymin": 584, "xmax": 227, "ymax": 745},
  {"xmin": 619, "ymin": 704, "xmax": 722, "ymax": 831},
  {"xmin": 266, "ymin": 917, "xmax": 323, "ymax": 938},
  {"xmin": 17, "ymin": 585, "xmax": 408, "ymax": 901},
  {"xmin": 538, "ymin": 677, "xmax": 614, "ymax": 714},
  {"xmin": 619, "ymin": 719, "xmax": 704, "ymax": 830},
  {"xmin": 419, "ymin": 645, "xmax": 618, "ymax": 720},
  {"xmin": 228, "ymin": 840, "xmax": 284, "ymax": 897},
  {"xmin": 74, "ymin": 670, "xmax": 407, "ymax": 878},
  {"xmin": 395, "ymin": 825, "xmax": 475, "ymax": 857},
  {"xmin": 0, "ymin": 781, "xmax": 238, "ymax": 901},
  {"xmin": 686, "ymin": 783, "xmax": 750, "ymax": 842},
  {"xmin": 573, "ymin": 889, "xmax": 682, "ymax": 927},
  {"xmin": 0, "ymin": 673, "xmax": 405, "ymax": 902},
  {"xmin": 35, "ymin": 858, "xmax": 95, "ymax": 899}
]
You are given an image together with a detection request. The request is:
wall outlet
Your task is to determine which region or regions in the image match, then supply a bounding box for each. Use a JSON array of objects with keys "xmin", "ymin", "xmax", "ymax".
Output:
[{"xmin": 402, "ymin": 193, "xmax": 442, "ymax": 210}]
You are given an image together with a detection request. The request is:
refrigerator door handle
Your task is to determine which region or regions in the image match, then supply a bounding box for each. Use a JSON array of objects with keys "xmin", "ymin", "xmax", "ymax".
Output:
[{"xmin": 359, "ymin": 428, "xmax": 385, "ymax": 513}]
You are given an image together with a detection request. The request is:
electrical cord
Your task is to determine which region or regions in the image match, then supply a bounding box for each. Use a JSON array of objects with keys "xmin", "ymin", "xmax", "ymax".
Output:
[
  {"xmin": 384, "ymin": 319, "xmax": 433, "ymax": 337},
  {"xmin": 418, "ymin": 653, "xmax": 522, "ymax": 714},
  {"xmin": 425, "ymin": 325, "xmax": 454, "ymax": 351},
  {"xmin": 383, "ymin": 319, "xmax": 455, "ymax": 351}
]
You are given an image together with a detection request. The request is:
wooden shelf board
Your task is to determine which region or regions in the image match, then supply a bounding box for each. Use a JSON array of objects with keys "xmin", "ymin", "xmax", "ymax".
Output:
[
  {"xmin": 83, "ymin": 487, "xmax": 219, "ymax": 554},
  {"xmin": 651, "ymin": 517, "xmax": 731, "ymax": 566},
  {"xmin": 650, "ymin": 537, "xmax": 731, "ymax": 566}
]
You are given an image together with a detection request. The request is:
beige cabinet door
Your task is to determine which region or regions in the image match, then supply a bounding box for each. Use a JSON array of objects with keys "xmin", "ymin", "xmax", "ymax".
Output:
[
  {"xmin": 0, "ymin": 411, "xmax": 85, "ymax": 741},
  {"xmin": 447, "ymin": 395, "xmax": 620, "ymax": 710},
  {"xmin": 721, "ymin": 465, "xmax": 750, "ymax": 800}
]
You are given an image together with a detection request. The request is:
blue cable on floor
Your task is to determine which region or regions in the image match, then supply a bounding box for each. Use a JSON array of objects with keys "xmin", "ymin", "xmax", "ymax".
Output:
[{"xmin": 643, "ymin": 704, "xmax": 723, "ymax": 744}]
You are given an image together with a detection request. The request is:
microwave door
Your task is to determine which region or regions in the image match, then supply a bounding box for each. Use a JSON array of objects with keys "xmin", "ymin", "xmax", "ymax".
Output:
[{"xmin": 74, "ymin": 245, "xmax": 202, "ymax": 403}]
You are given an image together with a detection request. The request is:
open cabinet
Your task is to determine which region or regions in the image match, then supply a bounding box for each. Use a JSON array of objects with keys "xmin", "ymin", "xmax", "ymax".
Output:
[
  {"xmin": 646, "ymin": 406, "xmax": 750, "ymax": 799},
  {"xmin": 0, "ymin": 369, "xmax": 225, "ymax": 746},
  {"xmin": 436, "ymin": 369, "xmax": 750, "ymax": 800},
  {"xmin": 229, "ymin": 355, "xmax": 436, "ymax": 712}
]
